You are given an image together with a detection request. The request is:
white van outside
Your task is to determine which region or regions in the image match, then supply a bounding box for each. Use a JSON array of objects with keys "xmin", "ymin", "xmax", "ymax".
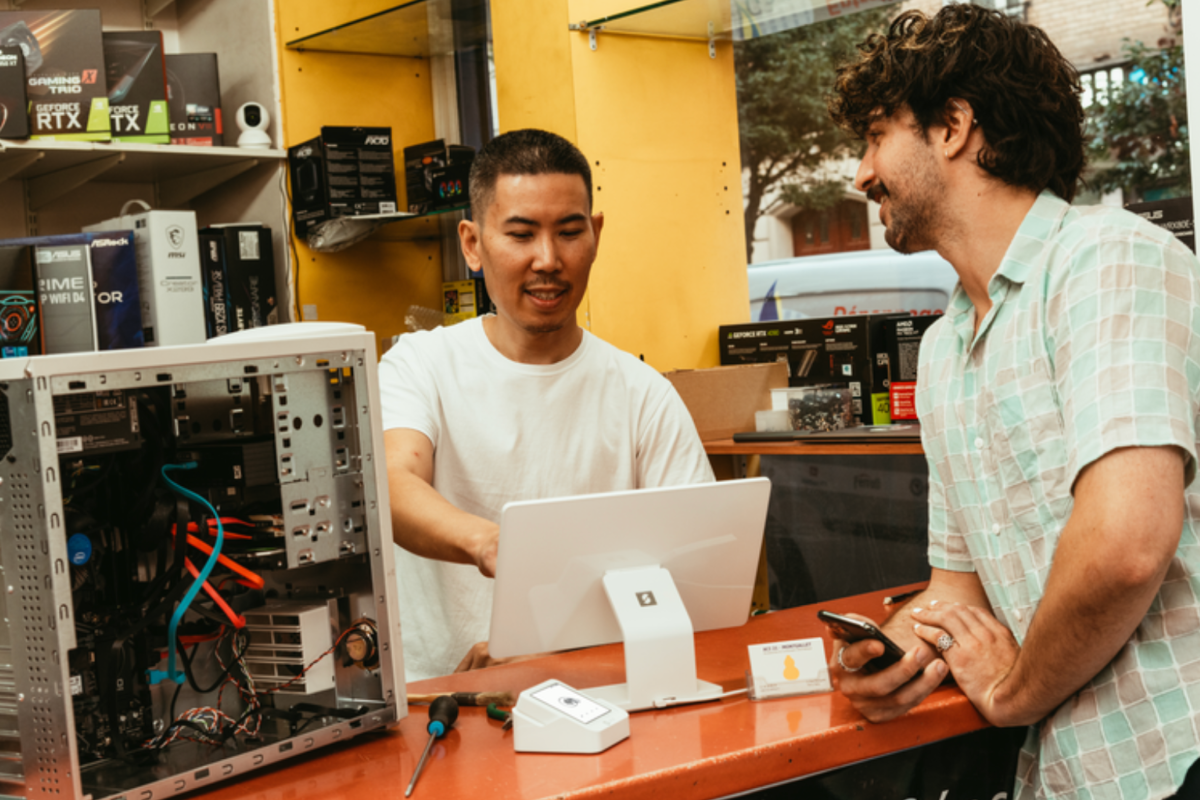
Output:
[{"xmin": 747, "ymin": 248, "xmax": 960, "ymax": 322}]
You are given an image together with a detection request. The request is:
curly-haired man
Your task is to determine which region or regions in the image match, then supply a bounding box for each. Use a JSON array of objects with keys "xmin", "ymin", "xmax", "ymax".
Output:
[{"xmin": 825, "ymin": 6, "xmax": 1200, "ymax": 799}]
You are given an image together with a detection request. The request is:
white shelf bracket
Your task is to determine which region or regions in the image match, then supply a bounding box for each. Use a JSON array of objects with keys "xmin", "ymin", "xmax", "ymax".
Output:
[
  {"xmin": 708, "ymin": 21, "xmax": 716, "ymax": 59},
  {"xmin": 590, "ymin": 28, "xmax": 599, "ymax": 51},
  {"xmin": 158, "ymin": 159, "xmax": 260, "ymax": 207},
  {"xmin": 29, "ymin": 153, "xmax": 125, "ymax": 210},
  {"xmin": 0, "ymin": 150, "xmax": 44, "ymax": 184}
]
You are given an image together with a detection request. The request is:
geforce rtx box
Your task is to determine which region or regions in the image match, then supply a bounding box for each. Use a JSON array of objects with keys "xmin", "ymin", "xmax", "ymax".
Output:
[
  {"xmin": 0, "ymin": 45, "xmax": 29, "ymax": 139},
  {"xmin": 103, "ymin": 31, "xmax": 169, "ymax": 144},
  {"xmin": 165, "ymin": 53, "xmax": 222, "ymax": 146},
  {"xmin": 84, "ymin": 209, "xmax": 207, "ymax": 347},
  {"xmin": 0, "ymin": 10, "xmax": 111, "ymax": 141},
  {"xmin": 289, "ymin": 127, "xmax": 398, "ymax": 236}
]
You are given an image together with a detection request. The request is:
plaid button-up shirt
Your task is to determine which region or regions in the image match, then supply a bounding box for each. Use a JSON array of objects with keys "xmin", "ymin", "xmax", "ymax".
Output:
[{"xmin": 918, "ymin": 192, "xmax": 1200, "ymax": 800}]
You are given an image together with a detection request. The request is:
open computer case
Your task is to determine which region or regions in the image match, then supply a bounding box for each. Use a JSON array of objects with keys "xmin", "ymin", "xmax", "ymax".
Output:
[{"xmin": 0, "ymin": 323, "xmax": 405, "ymax": 800}]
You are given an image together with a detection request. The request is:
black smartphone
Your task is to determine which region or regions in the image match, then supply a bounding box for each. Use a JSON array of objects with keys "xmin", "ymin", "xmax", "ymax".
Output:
[{"xmin": 818, "ymin": 609, "xmax": 906, "ymax": 670}]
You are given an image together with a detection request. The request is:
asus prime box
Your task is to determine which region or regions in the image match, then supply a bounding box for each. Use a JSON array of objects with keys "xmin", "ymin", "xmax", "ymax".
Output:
[
  {"xmin": 0, "ymin": 45, "xmax": 29, "ymax": 138},
  {"xmin": 103, "ymin": 30, "xmax": 170, "ymax": 144},
  {"xmin": 165, "ymin": 53, "xmax": 222, "ymax": 146},
  {"xmin": 289, "ymin": 127, "xmax": 398, "ymax": 236},
  {"xmin": 201, "ymin": 224, "xmax": 277, "ymax": 331},
  {"xmin": 404, "ymin": 139, "xmax": 474, "ymax": 214},
  {"xmin": 85, "ymin": 208, "xmax": 207, "ymax": 347},
  {"xmin": 0, "ymin": 10, "xmax": 111, "ymax": 141}
]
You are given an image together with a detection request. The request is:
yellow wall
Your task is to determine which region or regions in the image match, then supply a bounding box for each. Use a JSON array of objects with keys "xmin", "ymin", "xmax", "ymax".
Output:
[
  {"xmin": 274, "ymin": 0, "xmax": 444, "ymax": 356},
  {"xmin": 277, "ymin": 0, "xmax": 750, "ymax": 369},
  {"xmin": 492, "ymin": 0, "xmax": 750, "ymax": 370}
]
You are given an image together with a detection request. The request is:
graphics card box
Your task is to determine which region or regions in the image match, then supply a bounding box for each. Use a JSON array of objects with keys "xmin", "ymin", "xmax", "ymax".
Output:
[
  {"xmin": 0, "ymin": 10, "xmax": 111, "ymax": 141},
  {"xmin": 404, "ymin": 139, "xmax": 474, "ymax": 213},
  {"xmin": 198, "ymin": 230, "xmax": 229, "ymax": 338},
  {"xmin": 0, "ymin": 45, "xmax": 29, "ymax": 139},
  {"xmin": 84, "ymin": 209, "xmax": 207, "ymax": 347},
  {"xmin": 165, "ymin": 53, "xmax": 222, "ymax": 146},
  {"xmin": 879, "ymin": 314, "xmax": 942, "ymax": 421},
  {"xmin": 0, "ymin": 244, "xmax": 38, "ymax": 357},
  {"xmin": 1126, "ymin": 196, "xmax": 1195, "ymax": 253},
  {"xmin": 201, "ymin": 224, "xmax": 277, "ymax": 331},
  {"xmin": 103, "ymin": 31, "xmax": 169, "ymax": 144},
  {"xmin": 443, "ymin": 277, "xmax": 492, "ymax": 325},
  {"xmin": 1, "ymin": 232, "xmax": 143, "ymax": 351},
  {"xmin": 289, "ymin": 127, "xmax": 398, "ymax": 236},
  {"xmin": 719, "ymin": 315, "xmax": 903, "ymax": 426}
]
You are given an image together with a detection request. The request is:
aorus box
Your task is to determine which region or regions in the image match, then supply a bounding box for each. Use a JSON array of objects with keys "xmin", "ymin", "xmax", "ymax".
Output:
[
  {"xmin": 0, "ymin": 243, "xmax": 38, "ymax": 357},
  {"xmin": 102, "ymin": 31, "xmax": 170, "ymax": 144},
  {"xmin": 165, "ymin": 53, "xmax": 222, "ymax": 146},
  {"xmin": 0, "ymin": 10, "xmax": 111, "ymax": 141}
]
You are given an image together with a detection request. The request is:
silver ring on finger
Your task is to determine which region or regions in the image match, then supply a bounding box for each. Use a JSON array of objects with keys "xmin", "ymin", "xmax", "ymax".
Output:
[
  {"xmin": 837, "ymin": 646, "xmax": 862, "ymax": 673},
  {"xmin": 936, "ymin": 633, "xmax": 956, "ymax": 653}
]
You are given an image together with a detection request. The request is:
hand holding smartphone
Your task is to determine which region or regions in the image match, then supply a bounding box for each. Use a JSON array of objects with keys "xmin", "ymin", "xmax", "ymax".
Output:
[{"xmin": 818, "ymin": 609, "xmax": 906, "ymax": 670}]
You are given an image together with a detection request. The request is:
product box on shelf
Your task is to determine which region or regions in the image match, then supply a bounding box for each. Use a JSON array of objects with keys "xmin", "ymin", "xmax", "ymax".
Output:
[
  {"xmin": 102, "ymin": 30, "xmax": 170, "ymax": 144},
  {"xmin": 288, "ymin": 127, "xmax": 398, "ymax": 236},
  {"xmin": 1126, "ymin": 196, "xmax": 1195, "ymax": 253},
  {"xmin": 663, "ymin": 362, "xmax": 789, "ymax": 441},
  {"xmin": 718, "ymin": 315, "xmax": 905, "ymax": 426},
  {"xmin": 0, "ymin": 44, "xmax": 29, "ymax": 139},
  {"xmin": 201, "ymin": 224, "xmax": 277, "ymax": 331},
  {"xmin": 878, "ymin": 314, "xmax": 942, "ymax": 421},
  {"xmin": 442, "ymin": 277, "xmax": 492, "ymax": 325},
  {"xmin": 404, "ymin": 139, "xmax": 474, "ymax": 214},
  {"xmin": 0, "ymin": 10, "xmax": 111, "ymax": 141},
  {"xmin": 198, "ymin": 230, "xmax": 230, "ymax": 338},
  {"xmin": 84, "ymin": 208, "xmax": 207, "ymax": 347},
  {"xmin": 0, "ymin": 243, "xmax": 38, "ymax": 357},
  {"xmin": 165, "ymin": 53, "xmax": 222, "ymax": 146}
]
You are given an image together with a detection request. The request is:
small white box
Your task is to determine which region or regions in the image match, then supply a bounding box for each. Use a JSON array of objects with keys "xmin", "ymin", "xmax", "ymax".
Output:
[{"xmin": 85, "ymin": 207, "xmax": 207, "ymax": 347}]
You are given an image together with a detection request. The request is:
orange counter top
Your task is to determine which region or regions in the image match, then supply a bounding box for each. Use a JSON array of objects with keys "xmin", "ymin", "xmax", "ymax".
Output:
[{"xmin": 194, "ymin": 584, "xmax": 986, "ymax": 800}]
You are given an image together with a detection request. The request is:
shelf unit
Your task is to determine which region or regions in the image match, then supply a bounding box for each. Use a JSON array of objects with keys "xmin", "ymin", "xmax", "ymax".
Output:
[{"xmin": 0, "ymin": 0, "xmax": 292, "ymax": 318}]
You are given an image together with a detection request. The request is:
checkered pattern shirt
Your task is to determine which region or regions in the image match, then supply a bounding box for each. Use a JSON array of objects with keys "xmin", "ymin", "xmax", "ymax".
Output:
[{"xmin": 917, "ymin": 192, "xmax": 1200, "ymax": 800}]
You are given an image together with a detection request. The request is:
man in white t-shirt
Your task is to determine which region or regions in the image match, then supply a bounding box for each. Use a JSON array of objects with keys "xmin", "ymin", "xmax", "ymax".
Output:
[{"xmin": 378, "ymin": 129, "xmax": 714, "ymax": 681}]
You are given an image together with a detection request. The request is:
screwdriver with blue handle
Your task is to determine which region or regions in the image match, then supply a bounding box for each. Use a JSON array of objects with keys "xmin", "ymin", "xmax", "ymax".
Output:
[{"xmin": 406, "ymin": 695, "xmax": 459, "ymax": 797}]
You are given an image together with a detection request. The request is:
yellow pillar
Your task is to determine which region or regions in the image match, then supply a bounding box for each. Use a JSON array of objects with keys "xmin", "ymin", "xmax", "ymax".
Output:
[{"xmin": 492, "ymin": 0, "xmax": 750, "ymax": 370}]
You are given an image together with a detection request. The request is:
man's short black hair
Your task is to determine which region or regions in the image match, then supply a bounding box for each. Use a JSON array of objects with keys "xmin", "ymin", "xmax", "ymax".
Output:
[{"xmin": 468, "ymin": 129, "xmax": 593, "ymax": 219}]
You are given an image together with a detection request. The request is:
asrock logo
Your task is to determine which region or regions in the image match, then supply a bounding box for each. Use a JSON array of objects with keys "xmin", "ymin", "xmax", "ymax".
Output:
[{"xmin": 91, "ymin": 238, "xmax": 129, "ymax": 248}]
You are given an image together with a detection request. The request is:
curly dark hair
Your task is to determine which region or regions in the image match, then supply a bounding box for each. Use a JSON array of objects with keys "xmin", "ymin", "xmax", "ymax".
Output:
[
  {"xmin": 828, "ymin": 5, "xmax": 1085, "ymax": 202},
  {"xmin": 469, "ymin": 128, "xmax": 593, "ymax": 219}
]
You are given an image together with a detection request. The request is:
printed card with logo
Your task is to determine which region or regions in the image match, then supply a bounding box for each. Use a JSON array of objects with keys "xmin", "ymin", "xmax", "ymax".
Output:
[{"xmin": 747, "ymin": 638, "xmax": 832, "ymax": 700}]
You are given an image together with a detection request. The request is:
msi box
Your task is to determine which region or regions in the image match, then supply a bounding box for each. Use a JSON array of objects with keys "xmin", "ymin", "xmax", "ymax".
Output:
[
  {"xmin": 1126, "ymin": 196, "xmax": 1195, "ymax": 253},
  {"xmin": 201, "ymin": 224, "xmax": 277, "ymax": 331},
  {"xmin": 102, "ymin": 31, "xmax": 169, "ymax": 144},
  {"xmin": 165, "ymin": 53, "xmax": 222, "ymax": 146},
  {"xmin": 0, "ymin": 45, "xmax": 29, "ymax": 138},
  {"xmin": 85, "ymin": 209, "xmax": 207, "ymax": 347},
  {"xmin": 0, "ymin": 244, "xmax": 38, "ymax": 357},
  {"xmin": 404, "ymin": 139, "xmax": 474, "ymax": 213},
  {"xmin": 1, "ymin": 232, "xmax": 144, "ymax": 352},
  {"xmin": 0, "ymin": 10, "xmax": 111, "ymax": 141}
]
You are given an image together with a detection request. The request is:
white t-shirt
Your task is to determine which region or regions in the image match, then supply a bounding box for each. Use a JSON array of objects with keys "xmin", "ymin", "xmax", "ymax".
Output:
[{"xmin": 378, "ymin": 317, "xmax": 715, "ymax": 680}]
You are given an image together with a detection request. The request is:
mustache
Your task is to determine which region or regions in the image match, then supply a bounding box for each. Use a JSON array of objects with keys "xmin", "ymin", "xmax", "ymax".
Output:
[
  {"xmin": 866, "ymin": 181, "xmax": 889, "ymax": 204},
  {"xmin": 523, "ymin": 278, "xmax": 572, "ymax": 293}
]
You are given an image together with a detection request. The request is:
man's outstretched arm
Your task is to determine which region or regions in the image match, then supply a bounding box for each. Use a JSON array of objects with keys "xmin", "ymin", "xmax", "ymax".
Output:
[{"xmin": 384, "ymin": 428, "xmax": 499, "ymax": 577}]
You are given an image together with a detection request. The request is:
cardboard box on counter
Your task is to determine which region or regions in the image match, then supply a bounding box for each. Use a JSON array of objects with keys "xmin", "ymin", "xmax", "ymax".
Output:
[{"xmin": 663, "ymin": 362, "xmax": 789, "ymax": 441}]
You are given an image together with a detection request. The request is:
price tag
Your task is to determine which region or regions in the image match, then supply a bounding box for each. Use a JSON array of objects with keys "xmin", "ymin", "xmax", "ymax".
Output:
[{"xmin": 747, "ymin": 637, "xmax": 832, "ymax": 700}]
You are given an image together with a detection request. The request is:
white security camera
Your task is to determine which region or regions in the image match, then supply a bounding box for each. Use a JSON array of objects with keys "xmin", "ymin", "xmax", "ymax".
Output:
[{"xmin": 236, "ymin": 102, "xmax": 272, "ymax": 148}]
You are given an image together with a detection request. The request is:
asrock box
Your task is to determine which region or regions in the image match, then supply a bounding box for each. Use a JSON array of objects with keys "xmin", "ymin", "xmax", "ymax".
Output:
[
  {"xmin": 1126, "ymin": 196, "xmax": 1195, "ymax": 253},
  {"xmin": 289, "ymin": 127, "xmax": 398, "ymax": 236},
  {"xmin": 0, "ymin": 45, "xmax": 29, "ymax": 138},
  {"xmin": 0, "ymin": 10, "xmax": 111, "ymax": 141},
  {"xmin": 404, "ymin": 139, "xmax": 474, "ymax": 213},
  {"xmin": 0, "ymin": 232, "xmax": 143, "ymax": 351},
  {"xmin": 0, "ymin": 244, "xmax": 38, "ymax": 357},
  {"xmin": 719, "ymin": 315, "xmax": 903, "ymax": 426},
  {"xmin": 84, "ymin": 209, "xmax": 207, "ymax": 347},
  {"xmin": 103, "ymin": 31, "xmax": 170, "ymax": 144},
  {"xmin": 165, "ymin": 53, "xmax": 222, "ymax": 146},
  {"xmin": 202, "ymin": 224, "xmax": 277, "ymax": 331}
]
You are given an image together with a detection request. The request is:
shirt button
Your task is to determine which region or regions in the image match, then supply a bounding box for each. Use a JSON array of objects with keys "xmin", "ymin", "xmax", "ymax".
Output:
[
  {"xmin": 1015, "ymin": 609, "xmax": 1024, "ymax": 622},
  {"xmin": 975, "ymin": 437, "xmax": 985, "ymax": 449},
  {"xmin": 992, "ymin": 523, "xmax": 1001, "ymax": 535}
]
